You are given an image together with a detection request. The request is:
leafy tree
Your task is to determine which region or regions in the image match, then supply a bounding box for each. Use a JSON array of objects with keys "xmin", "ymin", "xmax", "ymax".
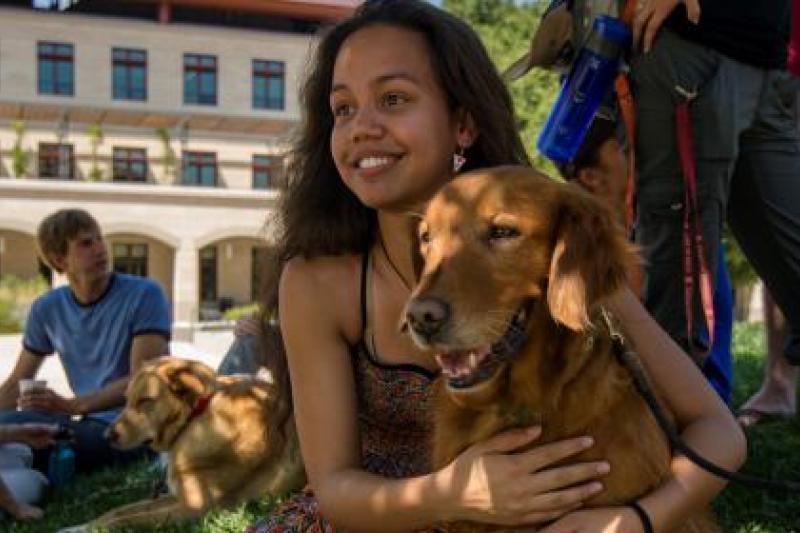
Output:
[{"xmin": 444, "ymin": 0, "xmax": 560, "ymax": 172}]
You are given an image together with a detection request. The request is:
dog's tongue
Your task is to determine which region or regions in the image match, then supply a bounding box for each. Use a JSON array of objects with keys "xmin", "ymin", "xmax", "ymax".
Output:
[{"xmin": 435, "ymin": 345, "xmax": 492, "ymax": 378}]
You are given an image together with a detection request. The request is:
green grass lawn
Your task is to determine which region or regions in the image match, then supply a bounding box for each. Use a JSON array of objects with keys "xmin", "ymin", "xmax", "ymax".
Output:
[
  {"xmin": 716, "ymin": 323, "xmax": 800, "ymax": 532},
  {"xmin": 7, "ymin": 322, "xmax": 800, "ymax": 532}
]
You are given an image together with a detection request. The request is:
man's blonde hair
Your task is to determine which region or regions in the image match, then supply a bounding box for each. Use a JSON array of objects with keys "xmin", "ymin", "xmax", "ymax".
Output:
[{"xmin": 37, "ymin": 209, "xmax": 100, "ymax": 273}]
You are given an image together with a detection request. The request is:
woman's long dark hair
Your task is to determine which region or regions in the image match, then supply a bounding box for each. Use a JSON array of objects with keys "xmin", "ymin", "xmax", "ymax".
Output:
[{"xmin": 259, "ymin": 0, "xmax": 530, "ymax": 424}]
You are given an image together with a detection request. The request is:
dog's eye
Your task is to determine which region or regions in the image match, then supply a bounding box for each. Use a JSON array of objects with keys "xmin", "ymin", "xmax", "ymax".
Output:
[
  {"xmin": 136, "ymin": 398, "xmax": 154, "ymax": 410},
  {"xmin": 419, "ymin": 229, "xmax": 431, "ymax": 245},
  {"xmin": 487, "ymin": 225, "xmax": 520, "ymax": 241}
]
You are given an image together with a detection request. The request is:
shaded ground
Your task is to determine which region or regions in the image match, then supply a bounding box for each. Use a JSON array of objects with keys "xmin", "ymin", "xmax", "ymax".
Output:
[{"xmin": 5, "ymin": 323, "xmax": 800, "ymax": 532}]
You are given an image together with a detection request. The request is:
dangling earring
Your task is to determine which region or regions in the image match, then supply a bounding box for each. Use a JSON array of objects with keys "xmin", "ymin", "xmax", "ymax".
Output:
[{"xmin": 452, "ymin": 146, "xmax": 467, "ymax": 173}]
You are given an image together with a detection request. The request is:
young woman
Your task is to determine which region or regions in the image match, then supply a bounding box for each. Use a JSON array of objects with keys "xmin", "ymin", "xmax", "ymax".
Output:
[{"xmin": 248, "ymin": 2, "xmax": 745, "ymax": 531}]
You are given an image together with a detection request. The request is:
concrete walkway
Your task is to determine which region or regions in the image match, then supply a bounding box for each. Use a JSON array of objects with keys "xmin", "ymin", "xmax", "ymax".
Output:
[{"xmin": 0, "ymin": 331, "xmax": 234, "ymax": 397}]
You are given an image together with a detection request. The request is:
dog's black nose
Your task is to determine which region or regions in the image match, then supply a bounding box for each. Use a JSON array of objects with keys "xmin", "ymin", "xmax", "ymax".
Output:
[{"xmin": 406, "ymin": 296, "xmax": 450, "ymax": 340}]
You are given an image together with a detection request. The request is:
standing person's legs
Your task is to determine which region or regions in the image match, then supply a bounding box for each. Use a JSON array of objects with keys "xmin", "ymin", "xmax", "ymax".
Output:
[
  {"xmin": 736, "ymin": 289, "xmax": 797, "ymax": 426},
  {"xmin": 631, "ymin": 30, "xmax": 757, "ymax": 360},
  {"xmin": 730, "ymin": 72, "xmax": 800, "ymax": 425}
]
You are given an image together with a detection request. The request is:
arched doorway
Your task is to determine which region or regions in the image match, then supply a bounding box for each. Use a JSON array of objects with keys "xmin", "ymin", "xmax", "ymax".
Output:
[
  {"xmin": 105, "ymin": 233, "xmax": 175, "ymax": 306},
  {"xmin": 0, "ymin": 230, "xmax": 50, "ymax": 284},
  {"xmin": 197, "ymin": 237, "xmax": 271, "ymax": 320}
]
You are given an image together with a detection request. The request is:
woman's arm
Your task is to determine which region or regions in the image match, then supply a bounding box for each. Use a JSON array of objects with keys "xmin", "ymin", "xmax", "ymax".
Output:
[
  {"xmin": 281, "ymin": 257, "xmax": 611, "ymax": 531},
  {"xmin": 594, "ymin": 287, "xmax": 746, "ymax": 531}
]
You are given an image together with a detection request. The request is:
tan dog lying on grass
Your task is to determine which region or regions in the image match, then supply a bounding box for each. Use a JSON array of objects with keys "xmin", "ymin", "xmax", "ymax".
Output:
[
  {"xmin": 405, "ymin": 166, "xmax": 718, "ymax": 532},
  {"xmin": 61, "ymin": 357, "xmax": 304, "ymax": 531}
]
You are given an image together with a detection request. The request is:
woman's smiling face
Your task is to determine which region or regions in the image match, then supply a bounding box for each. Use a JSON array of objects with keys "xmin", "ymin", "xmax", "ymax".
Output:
[{"xmin": 330, "ymin": 24, "xmax": 465, "ymax": 212}]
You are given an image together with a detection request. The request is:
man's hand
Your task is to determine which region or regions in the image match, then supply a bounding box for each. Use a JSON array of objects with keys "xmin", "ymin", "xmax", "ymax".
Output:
[
  {"xmin": 17, "ymin": 388, "xmax": 77, "ymax": 415},
  {"xmin": 4, "ymin": 423, "xmax": 59, "ymax": 449},
  {"xmin": 632, "ymin": 0, "xmax": 701, "ymax": 53},
  {"xmin": 0, "ymin": 350, "xmax": 45, "ymax": 411}
]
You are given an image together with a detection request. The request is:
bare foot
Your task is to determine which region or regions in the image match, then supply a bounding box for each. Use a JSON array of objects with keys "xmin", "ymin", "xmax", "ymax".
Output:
[
  {"xmin": 10, "ymin": 501, "xmax": 44, "ymax": 521},
  {"xmin": 742, "ymin": 292, "xmax": 800, "ymax": 426},
  {"xmin": 737, "ymin": 356, "xmax": 797, "ymax": 428}
]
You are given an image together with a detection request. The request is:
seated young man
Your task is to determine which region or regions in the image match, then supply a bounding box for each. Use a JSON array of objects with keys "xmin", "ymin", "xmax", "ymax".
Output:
[
  {"xmin": 557, "ymin": 115, "xmax": 734, "ymax": 404},
  {"xmin": 0, "ymin": 209, "xmax": 170, "ymax": 473}
]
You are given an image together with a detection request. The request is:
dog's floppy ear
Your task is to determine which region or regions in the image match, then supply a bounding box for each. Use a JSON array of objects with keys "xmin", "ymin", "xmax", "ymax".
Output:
[
  {"xmin": 547, "ymin": 186, "xmax": 634, "ymax": 330},
  {"xmin": 167, "ymin": 362, "xmax": 215, "ymax": 399}
]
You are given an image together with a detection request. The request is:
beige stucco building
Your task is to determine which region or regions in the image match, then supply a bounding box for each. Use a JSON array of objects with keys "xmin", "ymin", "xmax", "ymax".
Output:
[{"xmin": 0, "ymin": 0, "xmax": 358, "ymax": 338}]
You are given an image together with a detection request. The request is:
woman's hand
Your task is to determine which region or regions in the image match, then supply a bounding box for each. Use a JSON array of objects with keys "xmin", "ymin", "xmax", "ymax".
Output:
[
  {"xmin": 632, "ymin": 0, "xmax": 700, "ymax": 53},
  {"xmin": 540, "ymin": 507, "xmax": 642, "ymax": 532},
  {"xmin": 234, "ymin": 313, "xmax": 262, "ymax": 337},
  {"xmin": 437, "ymin": 426, "xmax": 610, "ymax": 527}
]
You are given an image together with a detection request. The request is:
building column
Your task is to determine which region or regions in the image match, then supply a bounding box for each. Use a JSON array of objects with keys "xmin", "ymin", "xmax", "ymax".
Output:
[
  {"xmin": 172, "ymin": 243, "xmax": 198, "ymax": 342},
  {"xmin": 158, "ymin": 0, "xmax": 172, "ymax": 23}
]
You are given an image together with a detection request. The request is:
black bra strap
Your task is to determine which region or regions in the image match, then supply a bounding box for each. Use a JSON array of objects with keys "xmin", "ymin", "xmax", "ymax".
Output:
[{"xmin": 360, "ymin": 248, "xmax": 370, "ymax": 338}]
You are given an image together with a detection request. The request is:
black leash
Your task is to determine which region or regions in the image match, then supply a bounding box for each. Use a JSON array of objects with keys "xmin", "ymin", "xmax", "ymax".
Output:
[{"xmin": 603, "ymin": 313, "xmax": 800, "ymax": 493}]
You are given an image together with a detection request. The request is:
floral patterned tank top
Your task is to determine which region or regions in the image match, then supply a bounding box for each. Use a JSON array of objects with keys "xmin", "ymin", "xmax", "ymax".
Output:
[{"xmin": 352, "ymin": 250, "xmax": 438, "ymax": 478}]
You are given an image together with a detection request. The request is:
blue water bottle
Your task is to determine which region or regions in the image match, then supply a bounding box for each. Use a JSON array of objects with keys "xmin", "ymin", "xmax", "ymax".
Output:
[
  {"xmin": 47, "ymin": 431, "xmax": 76, "ymax": 487},
  {"xmin": 537, "ymin": 15, "xmax": 631, "ymax": 164}
]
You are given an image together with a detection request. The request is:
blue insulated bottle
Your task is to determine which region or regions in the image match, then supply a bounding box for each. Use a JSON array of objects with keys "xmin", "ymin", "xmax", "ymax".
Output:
[
  {"xmin": 537, "ymin": 15, "xmax": 631, "ymax": 164},
  {"xmin": 48, "ymin": 439, "xmax": 76, "ymax": 487}
]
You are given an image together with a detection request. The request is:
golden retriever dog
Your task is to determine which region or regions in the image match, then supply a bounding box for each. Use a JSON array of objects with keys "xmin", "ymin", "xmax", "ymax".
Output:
[
  {"xmin": 405, "ymin": 166, "xmax": 717, "ymax": 531},
  {"xmin": 62, "ymin": 356, "xmax": 305, "ymax": 531}
]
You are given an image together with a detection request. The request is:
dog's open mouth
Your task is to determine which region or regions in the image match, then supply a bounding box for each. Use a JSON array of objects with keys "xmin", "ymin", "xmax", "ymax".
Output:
[{"xmin": 435, "ymin": 302, "xmax": 532, "ymax": 389}]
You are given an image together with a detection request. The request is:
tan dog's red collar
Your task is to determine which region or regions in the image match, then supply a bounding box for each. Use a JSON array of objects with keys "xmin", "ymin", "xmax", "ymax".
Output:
[
  {"xmin": 188, "ymin": 393, "xmax": 215, "ymax": 423},
  {"xmin": 160, "ymin": 392, "xmax": 216, "ymax": 449}
]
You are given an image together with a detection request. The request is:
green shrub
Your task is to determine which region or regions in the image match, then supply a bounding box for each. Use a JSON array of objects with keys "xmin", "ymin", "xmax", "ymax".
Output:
[
  {"xmin": 87, "ymin": 124, "xmax": 104, "ymax": 181},
  {"xmin": 222, "ymin": 303, "xmax": 259, "ymax": 321},
  {"xmin": 0, "ymin": 275, "xmax": 48, "ymax": 333},
  {"xmin": 11, "ymin": 120, "xmax": 28, "ymax": 178},
  {"xmin": 156, "ymin": 126, "xmax": 177, "ymax": 184}
]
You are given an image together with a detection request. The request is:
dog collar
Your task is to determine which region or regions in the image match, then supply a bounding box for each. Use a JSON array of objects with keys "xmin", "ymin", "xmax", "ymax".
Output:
[{"xmin": 188, "ymin": 393, "xmax": 214, "ymax": 422}]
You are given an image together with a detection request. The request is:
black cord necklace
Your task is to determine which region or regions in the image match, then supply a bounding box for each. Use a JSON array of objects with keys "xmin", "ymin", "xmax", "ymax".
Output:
[{"xmin": 378, "ymin": 234, "xmax": 412, "ymax": 292}]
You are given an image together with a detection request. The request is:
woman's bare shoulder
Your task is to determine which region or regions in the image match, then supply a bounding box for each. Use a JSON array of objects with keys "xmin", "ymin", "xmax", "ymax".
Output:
[
  {"xmin": 281, "ymin": 253, "xmax": 364, "ymax": 341},
  {"xmin": 282, "ymin": 253, "xmax": 361, "ymax": 287}
]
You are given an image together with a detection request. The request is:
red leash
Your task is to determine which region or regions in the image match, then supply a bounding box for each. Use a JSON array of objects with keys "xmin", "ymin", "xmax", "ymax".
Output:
[
  {"xmin": 615, "ymin": 73, "xmax": 637, "ymax": 231},
  {"xmin": 618, "ymin": 0, "xmax": 638, "ymax": 233},
  {"xmin": 616, "ymin": 0, "xmax": 715, "ymax": 358},
  {"xmin": 675, "ymin": 97, "xmax": 715, "ymax": 360}
]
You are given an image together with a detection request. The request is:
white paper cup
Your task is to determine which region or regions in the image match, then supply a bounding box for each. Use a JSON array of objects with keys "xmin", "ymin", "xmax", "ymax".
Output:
[{"xmin": 19, "ymin": 379, "xmax": 47, "ymax": 394}]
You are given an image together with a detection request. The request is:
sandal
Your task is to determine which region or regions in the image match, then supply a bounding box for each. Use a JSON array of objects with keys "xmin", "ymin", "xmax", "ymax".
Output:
[{"xmin": 735, "ymin": 407, "xmax": 794, "ymax": 429}]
